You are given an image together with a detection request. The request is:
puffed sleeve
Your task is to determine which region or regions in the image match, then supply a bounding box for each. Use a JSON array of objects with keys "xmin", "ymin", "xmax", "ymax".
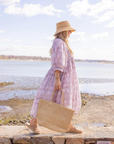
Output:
[{"xmin": 51, "ymin": 39, "xmax": 66, "ymax": 73}]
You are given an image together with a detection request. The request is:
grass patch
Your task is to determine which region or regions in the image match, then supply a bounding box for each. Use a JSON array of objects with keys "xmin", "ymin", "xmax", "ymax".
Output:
[
  {"xmin": 0, "ymin": 82, "xmax": 14, "ymax": 87},
  {"xmin": 1, "ymin": 112, "xmax": 33, "ymax": 125},
  {"xmin": 0, "ymin": 119, "xmax": 3, "ymax": 124},
  {"xmin": 3, "ymin": 118, "xmax": 11, "ymax": 124}
]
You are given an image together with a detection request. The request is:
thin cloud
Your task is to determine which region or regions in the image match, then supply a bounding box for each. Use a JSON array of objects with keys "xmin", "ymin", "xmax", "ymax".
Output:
[
  {"xmin": 0, "ymin": 38, "xmax": 10, "ymax": 42},
  {"xmin": 0, "ymin": 39, "xmax": 21, "ymax": 42},
  {"xmin": 36, "ymin": 40, "xmax": 43, "ymax": 44},
  {"xmin": 90, "ymin": 32, "xmax": 109, "ymax": 39},
  {"xmin": 106, "ymin": 20, "xmax": 114, "ymax": 27},
  {"xmin": 71, "ymin": 32, "xmax": 87, "ymax": 42},
  {"xmin": 0, "ymin": 45, "xmax": 50, "ymax": 57},
  {"xmin": 73, "ymin": 49, "xmax": 114, "ymax": 60},
  {"xmin": 67, "ymin": 0, "xmax": 114, "ymax": 23},
  {"xmin": 94, "ymin": 10, "xmax": 114, "ymax": 23},
  {"xmin": 46, "ymin": 36, "xmax": 55, "ymax": 40},
  {"xmin": 69, "ymin": 38, "xmax": 74, "ymax": 42},
  {"xmin": 67, "ymin": 0, "xmax": 90, "ymax": 18},
  {"xmin": 0, "ymin": 0, "xmax": 20, "ymax": 6},
  {"xmin": 4, "ymin": 3, "xmax": 64, "ymax": 17},
  {"xmin": 0, "ymin": 30, "xmax": 4, "ymax": 33}
]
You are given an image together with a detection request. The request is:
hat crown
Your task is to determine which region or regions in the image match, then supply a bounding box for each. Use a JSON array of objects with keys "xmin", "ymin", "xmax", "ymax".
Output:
[{"xmin": 56, "ymin": 21, "xmax": 71, "ymax": 30}]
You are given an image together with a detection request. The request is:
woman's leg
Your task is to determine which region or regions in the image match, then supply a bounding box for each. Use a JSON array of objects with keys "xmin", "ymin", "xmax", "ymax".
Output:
[
  {"xmin": 70, "ymin": 122, "xmax": 74, "ymax": 128},
  {"xmin": 30, "ymin": 117, "xmax": 38, "ymax": 125},
  {"xmin": 26, "ymin": 117, "xmax": 41, "ymax": 133}
]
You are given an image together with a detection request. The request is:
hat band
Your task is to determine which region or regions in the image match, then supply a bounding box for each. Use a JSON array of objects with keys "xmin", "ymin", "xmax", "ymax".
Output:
[{"xmin": 54, "ymin": 27, "xmax": 76, "ymax": 36}]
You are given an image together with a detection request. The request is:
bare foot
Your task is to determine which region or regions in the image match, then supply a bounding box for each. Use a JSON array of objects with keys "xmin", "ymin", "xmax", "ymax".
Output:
[
  {"xmin": 66, "ymin": 126, "xmax": 82, "ymax": 133},
  {"xmin": 66, "ymin": 123, "xmax": 82, "ymax": 133}
]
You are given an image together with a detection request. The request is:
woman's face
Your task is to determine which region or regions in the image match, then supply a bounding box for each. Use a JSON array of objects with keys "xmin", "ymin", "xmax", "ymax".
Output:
[{"xmin": 68, "ymin": 30, "xmax": 72, "ymax": 38}]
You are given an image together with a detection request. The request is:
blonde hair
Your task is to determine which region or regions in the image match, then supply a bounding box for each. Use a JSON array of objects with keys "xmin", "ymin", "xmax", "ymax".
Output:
[{"xmin": 49, "ymin": 31, "xmax": 74, "ymax": 56}]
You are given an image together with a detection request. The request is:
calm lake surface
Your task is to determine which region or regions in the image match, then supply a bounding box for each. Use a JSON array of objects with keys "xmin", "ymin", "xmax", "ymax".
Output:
[
  {"xmin": 0, "ymin": 60, "xmax": 114, "ymax": 99},
  {"xmin": 0, "ymin": 60, "xmax": 114, "ymax": 78}
]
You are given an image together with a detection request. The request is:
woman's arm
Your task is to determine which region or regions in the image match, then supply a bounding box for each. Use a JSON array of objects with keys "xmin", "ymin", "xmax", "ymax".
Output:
[
  {"xmin": 51, "ymin": 39, "xmax": 65, "ymax": 90},
  {"xmin": 54, "ymin": 70, "xmax": 61, "ymax": 90},
  {"xmin": 55, "ymin": 70, "xmax": 60, "ymax": 78}
]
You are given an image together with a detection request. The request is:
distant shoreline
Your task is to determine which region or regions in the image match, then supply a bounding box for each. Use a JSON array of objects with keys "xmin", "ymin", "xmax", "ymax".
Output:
[
  {"xmin": 0, "ymin": 55, "xmax": 114, "ymax": 64},
  {"xmin": 0, "ymin": 59, "xmax": 47, "ymax": 61},
  {"xmin": 0, "ymin": 59, "xmax": 114, "ymax": 64}
]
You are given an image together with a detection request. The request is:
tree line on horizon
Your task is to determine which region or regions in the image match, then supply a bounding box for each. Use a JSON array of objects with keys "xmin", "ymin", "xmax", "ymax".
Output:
[{"xmin": 0, "ymin": 55, "xmax": 114, "ymax": 63}]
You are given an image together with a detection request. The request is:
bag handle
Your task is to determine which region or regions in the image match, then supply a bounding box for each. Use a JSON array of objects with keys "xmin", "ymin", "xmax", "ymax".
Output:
[{"xmin": 51, "ymin": 88, "xmax": 64, "ymax": 106}]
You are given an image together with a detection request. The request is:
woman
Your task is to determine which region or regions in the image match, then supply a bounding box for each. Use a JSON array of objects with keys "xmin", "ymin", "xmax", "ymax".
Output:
[{"xmin": 26, "ymin": 20, "xmax": 82, "ymax": 134}]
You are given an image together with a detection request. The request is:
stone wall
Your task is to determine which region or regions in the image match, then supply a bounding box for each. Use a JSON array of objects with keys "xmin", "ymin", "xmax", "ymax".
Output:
[
  {"xmin": 1, "ymin": 136, "xmax": 114, "ymax": 144},
  {"xmin": 1, "ymin": 126, "xmax": 114, "ymax": 144}
]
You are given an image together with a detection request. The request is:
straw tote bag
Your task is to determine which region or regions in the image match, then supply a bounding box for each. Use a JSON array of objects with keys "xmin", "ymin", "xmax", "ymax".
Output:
[{"xmin": 37, "ymin": 88, "xmax": 75, "ymax": 133}]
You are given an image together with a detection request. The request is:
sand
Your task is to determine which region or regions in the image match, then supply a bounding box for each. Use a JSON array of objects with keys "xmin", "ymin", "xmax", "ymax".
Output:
[
  {"xmin": 72, "ymin": 94, "xmax": 114, "ymax": 126},
  {"xmin": 0, "ymin": 93, "xmax": 114, "ymax": 127},
  {"xmin": 0, "ymin": 75, "xmax": 114, "ymax": 127}
]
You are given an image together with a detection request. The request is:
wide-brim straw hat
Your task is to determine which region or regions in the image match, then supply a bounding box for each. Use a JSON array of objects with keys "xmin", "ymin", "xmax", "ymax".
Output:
[{"xmin": 53, "ymin": 20, "xmax": 76, "ymax": 36}]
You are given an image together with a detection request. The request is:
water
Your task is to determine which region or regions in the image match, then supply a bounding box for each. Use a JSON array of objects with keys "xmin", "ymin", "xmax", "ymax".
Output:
[
  {"xmin": 0, "ymin": 105, "xmax": 12, "ymax": 113},
  {"xmin": 75, "ymin": 62, "xmax": 114, "ymax": 79},
  {"xmin": 0, "ymin": 60, "xmax": 114, "ymax": 100},
  {"xmin": 80, "ymin": 83, "xmax": 114, "ymax": 96},
  {"xmin": 0, "ymin": 60, "xmax": 49, "ymax": 77},
  {"xmin": 0, "ymin": 60, "xmax": 114, "ymax": 78}
]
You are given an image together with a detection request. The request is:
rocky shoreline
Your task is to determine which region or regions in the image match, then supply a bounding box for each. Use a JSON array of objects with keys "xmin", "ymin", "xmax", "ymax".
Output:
[{"xmin": 0, "ymin": 93, "xmax": 114, "ymax": 127}]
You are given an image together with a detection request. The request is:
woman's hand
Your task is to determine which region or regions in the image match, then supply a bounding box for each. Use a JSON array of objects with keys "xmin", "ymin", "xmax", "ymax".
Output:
[{"xmin": 54, "ymin": 78, "xmax": 61, "ymax": 90}]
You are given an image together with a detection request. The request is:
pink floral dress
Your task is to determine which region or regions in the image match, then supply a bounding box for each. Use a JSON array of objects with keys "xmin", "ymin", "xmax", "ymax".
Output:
[{"xmin": 30, "ymin": 38, "xmax": 81, "ymax": 118}]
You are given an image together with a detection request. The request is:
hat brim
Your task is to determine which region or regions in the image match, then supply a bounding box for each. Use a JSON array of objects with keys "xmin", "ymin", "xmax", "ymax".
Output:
[{"xmin": 53, "ymin": 27, "xmax": 76, "ymax": 36}]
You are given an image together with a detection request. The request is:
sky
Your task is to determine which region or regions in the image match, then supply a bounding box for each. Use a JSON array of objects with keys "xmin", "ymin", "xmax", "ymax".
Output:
[{"xmin": 0, "ymin": 0, "xmax": 114, "ymax": 61}]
